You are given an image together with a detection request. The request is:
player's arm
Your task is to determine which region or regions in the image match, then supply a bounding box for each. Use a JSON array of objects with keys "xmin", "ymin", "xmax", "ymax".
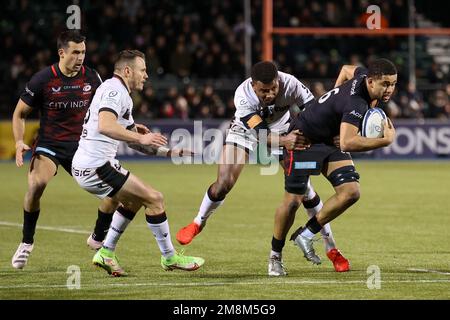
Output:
[
  {"xmin": 98, "ymin": 111, "xmax": 167, "ymax": 147},
  {"xmin": 334, "ymin": 65, "xmax": 358, "ymax": 87},
  {"xmin": 339, "ymin": 120, "xmax": 395, "ymax": 152},
  {"xmin": 12, "ymin": 99, "xmax": 33, "ymax": 167},
  {"xmin": 240, "ymin": 112, "xmax": 309, "ymax": 150}
]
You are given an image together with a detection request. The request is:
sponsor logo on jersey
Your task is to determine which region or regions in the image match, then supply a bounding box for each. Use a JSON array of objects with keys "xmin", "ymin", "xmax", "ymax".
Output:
[
  {"xmin": 51, "ymin": 86, "xmax": 61, "ymax": 93},
  {"xmin": 350, "ymin": 79, "xmax": 358, "ymax": 95},
  {"xmin": 48, "ymin": 99, "xmax": 90, "ymax": 109},
  {"xmin": 83, "ymin": 84, "xmax": 92, "ymax": 92},
  {"xmin": 349, "ymin": 110, "xmax": 364, "ymax": 119},
  {"xmin": 25, "ymin": 86, "xmax": 35, "ymax": 97},
  {"xmin": 109, "ymin": 91, "xmax": 118, "ymax": 97}
]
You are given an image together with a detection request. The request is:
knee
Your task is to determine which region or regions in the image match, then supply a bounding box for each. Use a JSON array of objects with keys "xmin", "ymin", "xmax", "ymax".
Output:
[
  {"xmin": 287, "ymin": 196, "xmax": 302, "ymax": 213},
  {"xmin": 147, "ymin": 190, "xmax": 164, "ymax": 206},
  {"xmin": 28, "ymin": 177, "xmax": 48, "ymax": 196}
]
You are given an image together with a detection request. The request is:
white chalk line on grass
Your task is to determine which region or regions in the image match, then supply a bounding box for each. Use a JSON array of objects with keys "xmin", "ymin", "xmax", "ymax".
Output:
[
  {"xmin": 0, "ymin": 279, "xmax": 449, "ymax": 290},
  {"xmin": 0, "ymin": 221, "xmax": 89, "ymax": 235},
  {"xmin": 407, "ymin": 268, "xmax": 450, "ymax": 276}
]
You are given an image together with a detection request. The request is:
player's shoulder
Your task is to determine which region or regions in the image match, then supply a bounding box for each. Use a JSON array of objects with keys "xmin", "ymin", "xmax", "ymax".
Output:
[
  {"xmin": 99, "ymin": 77, "xmax": 128, "ymax": 98},
  {"xmin": 29, "ymin": 65, "xmax": 55, "ymax": 83},
  {"xmin": 83, "ymin": 65, "xmax": 102, "ymax": 82}
]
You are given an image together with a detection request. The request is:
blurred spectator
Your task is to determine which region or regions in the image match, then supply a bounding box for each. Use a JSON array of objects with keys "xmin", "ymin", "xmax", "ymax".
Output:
[{"xmin": 1, "ymin": 0, "xmax": 449, "ymax": 119}]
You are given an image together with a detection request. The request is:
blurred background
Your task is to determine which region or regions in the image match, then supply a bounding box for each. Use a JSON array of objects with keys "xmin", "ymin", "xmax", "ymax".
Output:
[{"xmin": 1, "ymin": 0, "xmax": 449, "ymax": 159}]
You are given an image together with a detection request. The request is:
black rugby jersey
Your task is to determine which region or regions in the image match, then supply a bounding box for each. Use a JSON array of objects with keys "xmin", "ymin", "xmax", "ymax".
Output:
[
  {"xmin": 20, "ymin": 63, "xmax": 102, "ymax": 143},
  {"xmin": 291, "ymin": 67, "xmax": 374, "ymax": 145}
]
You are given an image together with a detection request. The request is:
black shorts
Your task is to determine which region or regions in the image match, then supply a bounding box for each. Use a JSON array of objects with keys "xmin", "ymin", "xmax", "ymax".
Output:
[
  {"xmin": 32, "ymin": 140, "xmax": 79, "ymax": 175},
  {"xmin": 284, "ymin": 144, "xmax": 352, "ymax": 194}
]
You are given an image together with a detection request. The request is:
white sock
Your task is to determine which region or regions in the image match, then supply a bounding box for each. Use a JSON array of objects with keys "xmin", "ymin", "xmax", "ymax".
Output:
[
  {"xmin": 305, "ymin": 198, "xmax": 336, "ymax": 252},
  {"xmin": 147, "ymin": 215, "xmax": 175, "ymax": 258},
  {"xmin": 193, "ymin": 189, "xmax": 224, "ymax": 226},
  {"xmin": 270, "ymin": 250, "xmax": 281, "ymax": 259},
  {"xmin": 103, "ymin": 211, "xmax": 132, "ymax": 251},
  {"xmin": 300, "ymin": 227, "xmax": 316, "ymax": 239}
]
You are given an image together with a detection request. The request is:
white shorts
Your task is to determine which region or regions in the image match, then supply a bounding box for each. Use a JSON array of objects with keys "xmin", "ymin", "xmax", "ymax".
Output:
[
  {"xmin": 72, "ymin": 159, "xmax": 130, "ymax": 199},
  {"xmin": 224, "ymin": 121, "xmax": 285, "ymax": 156},
  {"xmin": 225, "ymin": 122, "xmax": 259, "ymax": 153}
]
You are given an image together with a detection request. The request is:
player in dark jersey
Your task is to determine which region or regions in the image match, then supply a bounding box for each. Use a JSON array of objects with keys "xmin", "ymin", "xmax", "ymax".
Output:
[
  {"xmin": 11, "ymin": 30, "xmax": 114, "ymax": 269},
  {"xmin": 275, "ymin": 58, "xmax": 397, "ymax": 267}
]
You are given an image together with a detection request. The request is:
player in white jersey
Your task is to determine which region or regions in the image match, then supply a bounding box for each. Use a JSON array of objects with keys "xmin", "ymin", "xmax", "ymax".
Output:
[
  {"xmin": 72, "ymin": 50, "xmax": 204, "ymax": 276},
  {"xmin": 176, "ymin": 61, "xmax": 350, "ymax": 275}
]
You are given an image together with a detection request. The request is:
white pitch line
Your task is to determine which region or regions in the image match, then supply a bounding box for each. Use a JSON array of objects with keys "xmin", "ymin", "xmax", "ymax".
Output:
[
  {"xmin": 0, "ymin": 279, "xmax": 449, "ymax": 290},
  {"xmin": 0, "ymin": 221, "xmax": 90, "ymax": 235},
  {"xmin": 407, "ymin": 268, "xmax": 450, "ymax": 276}
]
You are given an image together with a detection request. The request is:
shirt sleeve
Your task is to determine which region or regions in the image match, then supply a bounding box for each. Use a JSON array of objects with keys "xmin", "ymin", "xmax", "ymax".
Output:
[
  {"xmin": 354, "ymin": 67, "xmax": 368, "ymax": 78},
  {"xmin": 292, "ymin": 77, "xmax": 315, "ymax": 107},
  {"xmin": 98, "ymin": 89, "xmax": 123, "ymax": 118},
  {"xmin": 20, "ymin": 72, "xmax": 45, "ymax": 108},
  {"xmin": 341, "ymin": 98, "xmax": 368, "ymax": 128},
  {"xmin": 233, "ymin": 93, "xmax": 259, "ymax": 119}
]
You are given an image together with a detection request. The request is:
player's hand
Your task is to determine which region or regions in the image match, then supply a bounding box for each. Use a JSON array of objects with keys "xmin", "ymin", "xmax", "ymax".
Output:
[
  {"xmin": 383, "ymin": 118, "xmax": 396, "ymax": 145},
  {"xmin": 333, "ymin": 135, "xmax": 340, "ymax": 148},
  {"xmin": 167, "ymin": 149, "xmax": 197, "ymax": 157},
  {"xmin": 284, "ymin": 130, "xmax": 311, "ymax": 151},
  {"xmin": 15, "ymin": 141, "xmax": 31, "ymax": 167},
  {"xmin": 139, "ymin": 132, "xmax": 167, "ymax": 147},
  {"xmin": 135, "ymin": 123, "xmax": 151, "ymax": 134}
]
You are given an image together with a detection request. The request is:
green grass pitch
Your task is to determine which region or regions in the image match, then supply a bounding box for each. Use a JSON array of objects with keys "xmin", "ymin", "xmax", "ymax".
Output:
[{"xmin": 0, "ymin": 160, "xmax": 449, "ymax": 299}]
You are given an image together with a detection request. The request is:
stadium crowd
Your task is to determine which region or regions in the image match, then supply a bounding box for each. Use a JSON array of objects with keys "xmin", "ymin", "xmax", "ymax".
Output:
[{"xmin": 1, "ymin": 0, "xmax": 449, "ymax": 120}]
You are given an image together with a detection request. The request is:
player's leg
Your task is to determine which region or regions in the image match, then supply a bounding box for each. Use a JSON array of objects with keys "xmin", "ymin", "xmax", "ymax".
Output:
[
  {"xmin": 86, "ymin": 197, "xmax": 120, "ymax": 250},
  {"xmin": 116, "ymin": 174, "xmax": 204, "ymax": 271},
  {"xmin": 12, "ymin": 154, "xmax": 57, "ymax": 269},
  {"xmin": 176, "ymin": 144, "xmax": 248, "ymax": 245},
  {"xmin": 269, "ymin": 191, "xmax": 304, "ymax": 276},
  {"xmin": 303, "ymin": 180, "xmax": 350, "ymax": 272},
  {"xmin": 291, "ymin": 159, "xmax": 359, "ymax": 267}
]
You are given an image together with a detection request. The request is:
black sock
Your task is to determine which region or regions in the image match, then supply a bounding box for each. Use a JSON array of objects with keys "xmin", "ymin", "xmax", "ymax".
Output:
[
  {"xmin": 271, "ymin": 236, "xmax": 285, "ymax": 253},
  {"xmin": 117, "ymin": 206, "xmax": 137, "ymax": 221},
  {"xmin": 305, "ymin": 215, "xmax": 322, "ymax": 234},
  {"xmin": 145, "ymin": 212, "xmax": 167, "ymax": 224},
  {"xmin": 22, "ymin": 209, "xmax": 40, "ymax": 244},
  {"xmin": 92, "ymin": 209, "xmax": 114, "ymax": 242}
]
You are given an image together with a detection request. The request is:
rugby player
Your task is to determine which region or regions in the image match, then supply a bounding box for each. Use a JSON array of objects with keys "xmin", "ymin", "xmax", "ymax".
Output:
[
  {"xmin": 72, "ymin": 50, "xmax": 204, "ymax": 276},
  {"xmin": 284, "ymin": 59, "xmax": 397, "ymax": 267}
]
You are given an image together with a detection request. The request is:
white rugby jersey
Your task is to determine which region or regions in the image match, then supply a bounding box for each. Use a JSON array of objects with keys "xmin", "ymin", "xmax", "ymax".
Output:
[
  {"xmin": 233, "ymin": 71, "xmax": 314, "ymax": 133},
  {"xmin": 73, "ymin": 76, "xmax": 134, "ymax": 168}
]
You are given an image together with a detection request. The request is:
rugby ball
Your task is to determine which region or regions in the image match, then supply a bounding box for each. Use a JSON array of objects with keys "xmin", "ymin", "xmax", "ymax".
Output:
[{"xmin": 361, "ymin": 107, "xmax": 387, "ymax": 138}]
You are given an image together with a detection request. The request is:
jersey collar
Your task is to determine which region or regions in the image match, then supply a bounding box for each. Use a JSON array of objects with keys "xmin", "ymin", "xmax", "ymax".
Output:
[{"xmin": 113, "ymin": 74, "xmax": 131, "ymax": 93}]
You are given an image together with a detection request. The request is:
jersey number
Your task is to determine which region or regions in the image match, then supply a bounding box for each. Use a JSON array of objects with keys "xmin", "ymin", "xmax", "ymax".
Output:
[{"xmin": 318, "ymin": 88, "xmax": 339, "ymax": 104}]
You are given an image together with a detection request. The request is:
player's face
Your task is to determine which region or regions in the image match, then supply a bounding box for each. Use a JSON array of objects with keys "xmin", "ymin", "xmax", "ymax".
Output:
[
  {"xmin": 60, "ymin": 41, "xmax": 86, "ymax": 73},
  {"xmin": 129, "ymin": 57, "xmax": 148, "ymax": 91},
  {"xmin": 368, "ymin": 74, "xmax": 397, "ymax": 102},
  {"xmin": 252, "ymin": 79, "xmax": 280, "ymax": 105}
]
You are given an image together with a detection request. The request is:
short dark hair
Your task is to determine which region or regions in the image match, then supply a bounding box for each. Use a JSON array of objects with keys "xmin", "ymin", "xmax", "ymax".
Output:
[
  {"xmin": 251, "ymin": 61, "xmax": 278, "ymax": 84},
  {"xmin": 114, "ymin": 50, "xmax": 146, "ymax": 71},
  {"xmin": 57, "ymin": 30, "xmax": 86, "ymax": 50},
  {"xmin": 367, "ymin": 58, "xmax": 397, "ymax": 79}
]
